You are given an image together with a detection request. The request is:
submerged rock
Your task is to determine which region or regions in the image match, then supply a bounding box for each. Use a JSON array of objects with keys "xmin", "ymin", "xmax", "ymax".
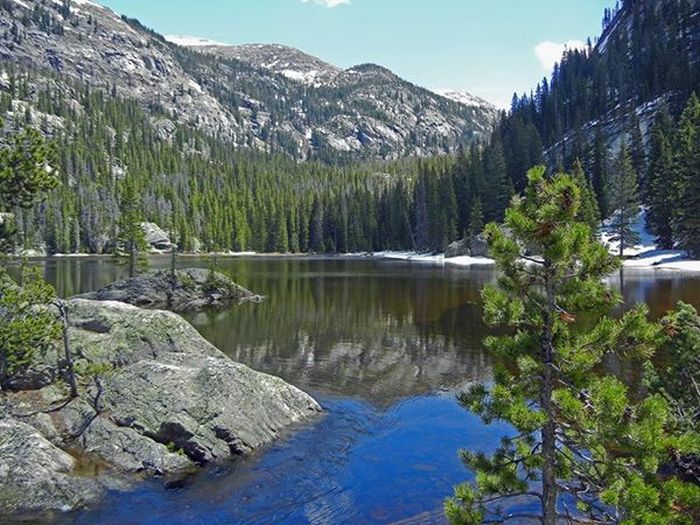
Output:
[
  {"xmin": 74, "ymin": 268, "xmax": 262, "ymax": 312},
  {"xmin": 0, "ymin": 299, "xmax": 321, "ymax": 517}
]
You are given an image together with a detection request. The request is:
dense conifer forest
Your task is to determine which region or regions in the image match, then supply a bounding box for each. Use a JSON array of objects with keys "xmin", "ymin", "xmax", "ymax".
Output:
[{"xmin": 4, "ymin": 0, "xmax": 700, "ymax": 256}]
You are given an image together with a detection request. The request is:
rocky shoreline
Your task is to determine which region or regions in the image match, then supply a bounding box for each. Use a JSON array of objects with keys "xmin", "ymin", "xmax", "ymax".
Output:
[
  {"xmin": 74, "ymin": 268, "xmax": 264, "ymax": 312},
  {"xmin": 0, "ymin": 271, "xmax": 321, "ymax": 519}
]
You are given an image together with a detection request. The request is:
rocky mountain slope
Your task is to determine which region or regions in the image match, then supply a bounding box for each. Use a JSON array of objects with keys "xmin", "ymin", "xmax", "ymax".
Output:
[{"xmin": 0, "ymin": 0, "xmax": 496, "ymax": 161}]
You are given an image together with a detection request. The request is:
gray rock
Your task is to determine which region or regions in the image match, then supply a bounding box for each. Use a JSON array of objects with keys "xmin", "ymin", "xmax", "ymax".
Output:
[
  {"xmin": 102, "ymin": 352, "xmax": 320, "ymax": 464},
  {"xmin": 81, "ymin": 418, "xmax": 193, "ymax": 475},
  {"xmin": 470, "ymin": 234, "xmax": 490, "ymax": 257},
  {"xmin": 445, "ymin": 235, "xmax": 489, "ymax": 258},
  {"xmin": 65, "ymin": 299, "xmax": 320, "ymax": 469},
  {"xmin": 2, "ymin": 362, "xmax": 57, "ymax": 392},
  {"xmin": 74, "ymin": 268, "xmax": 261, "ymax": 312},
  {"xmin": 445, "ymin": 239, "xmax": 470, "ymax": 258},
  {"xmin": 0, "ymin": 298, "xmax": 321, "ymax": 516},
  {"xmin": 0, "ymin": 419, "xmax": 102, "ymax": 516},
  {"xmin": 14, "ymin": 299, "xmax": 320, "ymax": 469},
  {"xmin": 141, "ymin": 222, "xmax": 173, "ymax": 251}
]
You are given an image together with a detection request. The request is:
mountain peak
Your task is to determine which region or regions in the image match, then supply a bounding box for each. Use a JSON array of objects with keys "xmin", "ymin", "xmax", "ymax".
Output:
[
  {"xmin": 0, "ymin": 0, "xmax": 496, "ymax": 160},
  {"xmin": 435, "ymin": 89, "xmax": 497, "ymax": 110},
  {"xmin": 165, "ymin": 35, "xmax": 231, "ymax": 47},
  {"xmin": 188, "ymin": 42, "xmax": 341, "ymax": 86}
]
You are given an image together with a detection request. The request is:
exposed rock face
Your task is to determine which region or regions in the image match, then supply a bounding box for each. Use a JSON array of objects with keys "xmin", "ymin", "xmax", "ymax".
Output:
[
  {"xmin": 0, "ymin": 1, "xmax": 496, "ymax": 161},
  {"xmin": 0, "ymin": 299, "xmax": 321, "ymax": 517},
  {"xmin": 0, "ymin": 418, "xmax": 103, "ymax": 515},
  {"xmin": 141, "ymin": 222, "xmax": 173, "ymax": 251},
  {"xmin": 74, "ymin": 268, "xmax": 261, "ymax": 312},
  {"xmin": 193, "ymin": 42, "xmax": 341, "ymax": 86},
  {"xmin": 101, "ymin": 352, "xmax": 318, "ymax": 463}
]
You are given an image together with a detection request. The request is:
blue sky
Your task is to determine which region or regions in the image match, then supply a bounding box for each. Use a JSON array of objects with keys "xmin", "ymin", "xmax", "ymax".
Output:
[{"xmin": 98, "ymin": 0, "xmax": 614, "ymax": 108}]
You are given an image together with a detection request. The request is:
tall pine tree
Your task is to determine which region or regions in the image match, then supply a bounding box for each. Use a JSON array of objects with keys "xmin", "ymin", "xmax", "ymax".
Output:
[
  {"xmin": 114, "ymin": 177, "xmax": 149, "ymax": 278},
  {"xmin": 672, "ymin": 94, "xmax": 700, "ymax": 256},
  {"xmin": 446, "ymin": 167, "xmax": 699, "ymax": 525},
  {"xmin": 609, "ymin": 145, "xmax": 641, "ymax": 257}
]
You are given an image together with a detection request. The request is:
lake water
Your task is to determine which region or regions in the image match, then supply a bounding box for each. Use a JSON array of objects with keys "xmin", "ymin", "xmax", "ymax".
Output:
[{"xmin": 36, "ymin": 256, "xmax": 700, "ymax": 525}]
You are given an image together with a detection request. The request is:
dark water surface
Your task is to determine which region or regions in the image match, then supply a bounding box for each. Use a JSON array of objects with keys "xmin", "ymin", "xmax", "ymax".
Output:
[{"xmin": 35, "ymin": 257, "xmax": 700, "ymax": 525}]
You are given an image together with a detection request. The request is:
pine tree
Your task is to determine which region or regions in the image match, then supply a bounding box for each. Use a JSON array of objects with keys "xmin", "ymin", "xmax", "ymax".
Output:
[
  {"xmin": 0, "ymin": 118, "xmax": 58, "ymax": 249},
  {"xmin": 114, "ymin": 177, "xmax": 148, "ymax": 278},
  {"xmin": 672, "ymin": 94, "xmax": 700, "ymax": 256},
  {"xmin": 467, "ymin": 198, "xmax": 484, "ymax": 238},
  {"xmin": 482, "ymin": 139, "xmax": 510, "ymax": 222},
  {"xmin": 609, "ymin": 145, "xmax": 641, "ymax": 257},
  {"xmin": 0, "ymin": 118, "xmax": 61, "ymax": 388},
  {"xmin": 0, "ymin": 264, "xmax": 61, "ymax": 389},
  {"xmin": 445, "ymin": 167, "xmax": 699, "ymax": 525},
  {"xmin": 571, "ymin": 158, "xmax": 601, "ymax": 232},
  {"xmin": 309, "ymin": 197, "xmax": 324, "ymax": 253},
  {"xmin": 646, "ymin": 108, "xmax": 676, "ymax": 248},
  {"xmin": 414, "ymin": 175, "xmax": 430, "ymax": 251},
  {"xmin": 591, "ymin": 127, "xmax": 610, "ymax": 218},
  {"xmin": 629, "ymin": 112, "xmax": 647, "ymax": 187},
  {"xmin": 644, "ymin": 302, "xmax": 700, "ymax": 433}
]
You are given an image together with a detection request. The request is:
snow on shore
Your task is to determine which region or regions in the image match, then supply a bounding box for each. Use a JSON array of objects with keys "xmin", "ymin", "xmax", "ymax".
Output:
[
  {"xmin": 348, "ymin": 251, "xmax": 495, "ymax": 268},
  {"xmin": 362, "ymin": 208, "xmax": 700, "ymax": 272},
  {"xmin": 600, "ymin": 207, "xmax": 700, "ymax": 272}
]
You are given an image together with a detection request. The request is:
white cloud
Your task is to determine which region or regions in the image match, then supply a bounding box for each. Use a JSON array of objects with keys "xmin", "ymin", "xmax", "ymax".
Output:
[
  {"xmin": 301, "ymin": 0, "xmax": 351, "ymax": 7},
  {"xmin": 534, "ymin": 40, "xmax": 586, "ymax": 71}
]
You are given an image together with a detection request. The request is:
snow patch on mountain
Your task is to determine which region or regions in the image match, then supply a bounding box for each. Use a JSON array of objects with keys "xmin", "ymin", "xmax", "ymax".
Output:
[
  {"xmin": 165, "ymin": 35, "xmax": 231, "ymax": 47},
  {"xmin": 201, "ymin": 43, "xmax": 342, "ymax": 87},
  {"xmin": 435, "ymin": 89, "xmax": 495, "ymax": 109}
]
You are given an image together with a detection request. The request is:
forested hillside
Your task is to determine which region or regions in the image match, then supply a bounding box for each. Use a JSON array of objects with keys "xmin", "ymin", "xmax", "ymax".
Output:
[
  {"xmin": 451, "ymin": 0, "xmax": 700, "ymax": 255},
  {"xmin": 5, "ymin": 0, "xmax": 700, "ymax": 256},
  {"xmin": 6, "ymin": 66, "xmax": 471, "ymax": 255},
  {"xmin": 486, "ymin": 0, "xmax": 699, "ymax": 200}
]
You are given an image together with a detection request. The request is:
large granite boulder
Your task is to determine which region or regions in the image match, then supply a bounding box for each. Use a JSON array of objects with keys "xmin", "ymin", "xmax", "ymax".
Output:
[
  {"xmin": 444, "ymin": 235, "xmax": 490, "ymax": 258},
  {"xmin": 74, "ymin": 268, "xmax": 262, "ymax": 312},
  {"xmin": 64, "ymin": 299, "xmax": 319, "ymax": 469},
  {"xmin": 141, "ymin": 222, "xmax": 173, "ymax": 251},
  {"xmin": 470, "ymin": 234, "xmax": 490, "ymax": 257},
  {"xmin": 445, "ymin": 239, "xmax": 470, "ymax": 258},
  {"xmin": 0, "ymin": 299, "xmax": 321, "ymax": 517},
  {"xmin": 0, "ymin": 418, "xmax": 103, "ymax": 515}
]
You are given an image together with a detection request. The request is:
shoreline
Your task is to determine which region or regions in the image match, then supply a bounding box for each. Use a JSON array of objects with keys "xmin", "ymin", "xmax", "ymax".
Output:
[{"xmin": 15, "ymin": 250, "xmax": 700, "ymax": 273}]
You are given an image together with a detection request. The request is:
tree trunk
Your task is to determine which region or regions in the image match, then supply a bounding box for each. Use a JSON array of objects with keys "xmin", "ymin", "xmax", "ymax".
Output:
[
  {"xmin": 171, "ymin": 243, "xmax": 176, "ymax": 288},
  {"xmin": 56, "ymin": 300, "xmax": 79, "ymax": 399},
  {"xmin": 541, "ymin": 263, "xmax": 557, "ymax": 525},
  {"xmin": 619, "ymin": 208, "xmax": 625, "ymax": 259},
  {"xmin": 129, "ymin": 240, "xmax": 135, "ymax": 278},
  {"xmin": 0, "ymin": 352, "xmax": 6, "ymax": 392}
]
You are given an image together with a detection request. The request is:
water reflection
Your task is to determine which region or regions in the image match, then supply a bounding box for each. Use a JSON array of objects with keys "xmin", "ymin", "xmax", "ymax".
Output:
[
  {"xmin": 184, "ymin": 260, "xmax": 494, "ymax": 405},
  {"xmin": 34, "ymin": 257, "xmax": 700, "ymax": 525},
  {"xmin": 36, "ymin": 257, "xmax": 700, "ymax": 406}
]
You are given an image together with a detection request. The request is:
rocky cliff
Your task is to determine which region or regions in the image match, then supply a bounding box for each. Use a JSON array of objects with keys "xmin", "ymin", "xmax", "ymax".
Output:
[{"xmin": 0, "ymin": 0, "xmax": 496, "ymax": 161}]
